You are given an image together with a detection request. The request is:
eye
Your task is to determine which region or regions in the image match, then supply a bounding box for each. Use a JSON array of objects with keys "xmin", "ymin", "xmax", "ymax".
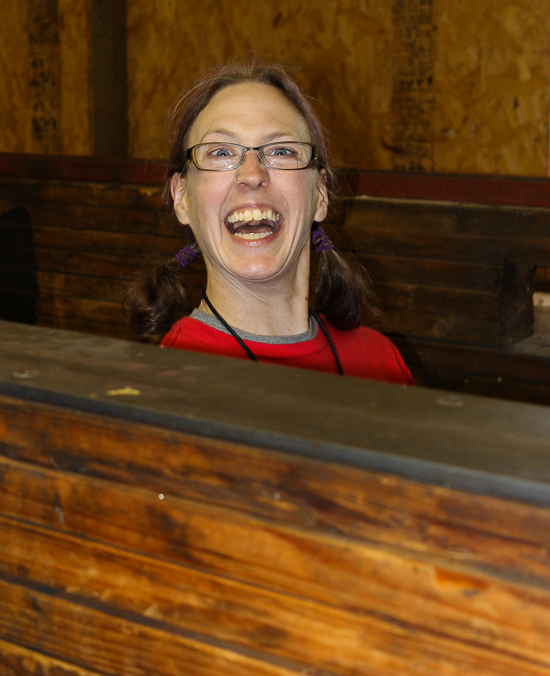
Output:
[
  {"xmin": 208, "ymin": 145, "xmax": 237, "ymax": 157},
  {"xmin": 266, "ymin": 145, "xmax": 297, "ymax": 157}
]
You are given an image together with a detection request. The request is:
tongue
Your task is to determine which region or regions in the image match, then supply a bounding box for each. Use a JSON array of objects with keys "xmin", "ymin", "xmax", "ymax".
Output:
[{"xmin": 233, "ymin": 220, "xmax": 275, "ymax": 235}]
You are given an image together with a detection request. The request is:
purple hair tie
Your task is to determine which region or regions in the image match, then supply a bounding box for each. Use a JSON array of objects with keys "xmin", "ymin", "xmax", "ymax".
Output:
[
  {"xmin": 311, "ymin": 226, "xmax": 335, "ymax": 253},
  {"xmin": 175, "ymin": 246, "xmax": 198, "ymax": 268}
]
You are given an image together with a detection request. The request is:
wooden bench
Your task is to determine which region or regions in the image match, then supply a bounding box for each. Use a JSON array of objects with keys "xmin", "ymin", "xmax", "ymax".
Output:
[
  {"xmin": 0, "ymin": 153, "xmax": 549, "ymax": 404},
  {"xmin": 1, "ymin": 320, "xmax": 550, "ymax": 676}
]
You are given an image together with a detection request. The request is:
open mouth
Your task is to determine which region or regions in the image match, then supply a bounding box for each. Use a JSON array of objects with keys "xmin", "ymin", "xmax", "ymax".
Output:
[{"xmin": 226, "ymin": 208, "xmax": 281, "ymax": 240}]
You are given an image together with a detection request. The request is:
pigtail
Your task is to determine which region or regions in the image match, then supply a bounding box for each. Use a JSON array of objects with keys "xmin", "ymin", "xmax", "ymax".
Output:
[
  {"xmin": 311, "ymin": 226, "xmax": 380, "ymax": 330},
  {"xmin": 123, "ymin": 228, "xmax": 203, "ymax": 343}
]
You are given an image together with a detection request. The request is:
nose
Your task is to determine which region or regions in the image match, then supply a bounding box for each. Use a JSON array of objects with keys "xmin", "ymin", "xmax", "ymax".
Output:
[{"xmin": 234, "ymin": 149, "xmax": 270, "ymax": 188}]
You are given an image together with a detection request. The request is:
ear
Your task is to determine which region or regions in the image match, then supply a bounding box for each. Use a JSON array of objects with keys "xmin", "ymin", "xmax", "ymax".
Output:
[
  {"xmin": 171, "ymin": 173, "xmax": 190, "ymax": 225},
  {"xmin": 314, "ymin": 168, "xmax": 329, "ymax": 223}
]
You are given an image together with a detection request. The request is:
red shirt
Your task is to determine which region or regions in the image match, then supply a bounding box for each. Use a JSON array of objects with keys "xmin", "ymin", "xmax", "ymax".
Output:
[{"xmin": 161, "ymin": 316, "xmax": 414, "ymax": 385}]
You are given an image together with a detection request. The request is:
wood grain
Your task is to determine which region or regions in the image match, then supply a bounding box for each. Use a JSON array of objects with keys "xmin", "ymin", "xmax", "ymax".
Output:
[
  {"xmin": 2, "ymin": 394, "xmax": 550, "ymax": 674},
  {"xmin": 1, "ymin": 514, "xmax": 548, "ymax": 676},
  {"xmin": 0, "ymin": 579, "xmax": 310, "ymax": 676},
  {"xmin": 1, "ymin": 395, "xmax": 549, "ymax": 586},
  {"xmin": 0, "ymin": 638, "xmax": 107, "ymax": 676}
]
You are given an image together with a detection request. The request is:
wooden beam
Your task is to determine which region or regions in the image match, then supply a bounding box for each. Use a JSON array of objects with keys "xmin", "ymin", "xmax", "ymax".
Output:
[
  {"xmin": 0, "ymin": 320, "xmax": 549, "ymax": 504},
  {"xmin": 2, "ymin": 154, "xmax": 550, "ymax": 208}
]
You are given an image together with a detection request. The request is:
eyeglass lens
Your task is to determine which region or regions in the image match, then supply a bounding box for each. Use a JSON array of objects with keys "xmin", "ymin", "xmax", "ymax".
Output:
[{"xmin": 192, "ymin": 142, "xmax": 313, "ymax": 170}]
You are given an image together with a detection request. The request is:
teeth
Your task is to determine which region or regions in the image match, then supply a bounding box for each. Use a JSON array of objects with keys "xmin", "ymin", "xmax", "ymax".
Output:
[
  {"xmin": 234, "ymin": 231, "xmax": 272, "ymax": 240},
  {"xmin": 227, "ymin": 208, "xmax": 280, "ymax": 224}
]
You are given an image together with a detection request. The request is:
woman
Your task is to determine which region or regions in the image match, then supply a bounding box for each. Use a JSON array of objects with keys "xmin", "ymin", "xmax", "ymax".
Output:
[{"xmin": 125, "ymin": 62, "xmax": 413, "ymax": 385}]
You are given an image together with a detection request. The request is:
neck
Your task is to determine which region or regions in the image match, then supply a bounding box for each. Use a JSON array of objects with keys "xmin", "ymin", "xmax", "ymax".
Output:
[{"xmin": 203, "ymin": 264, "xmax": 311, "ymax": 337}]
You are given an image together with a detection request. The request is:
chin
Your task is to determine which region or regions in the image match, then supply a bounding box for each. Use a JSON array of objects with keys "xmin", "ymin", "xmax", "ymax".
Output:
[{"xmin": 229, "ymin": 258, "xmax": 286, "ymax": 283}]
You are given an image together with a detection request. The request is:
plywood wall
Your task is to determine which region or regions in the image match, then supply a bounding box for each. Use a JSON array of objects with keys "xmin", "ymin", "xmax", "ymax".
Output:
[
  {"xmin": 433, "ymin": 1, "xmax": 549, "ymax": 175},
  {"xmin": 125, "ymin": 0, "xmax": 550, "ymax": 175},
  {"xmin": 0, "ymin": 0, "xmax": 548, "ymax": 175},
  {"xmin": 0, "ymin": 0, "xmax": 92, "ymax": 156}
]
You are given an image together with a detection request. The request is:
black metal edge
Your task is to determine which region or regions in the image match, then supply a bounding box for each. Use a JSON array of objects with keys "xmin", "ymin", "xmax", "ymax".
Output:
[{"xmin": 1, "ymin": 378, "xmax": 549, "ymax": 508}]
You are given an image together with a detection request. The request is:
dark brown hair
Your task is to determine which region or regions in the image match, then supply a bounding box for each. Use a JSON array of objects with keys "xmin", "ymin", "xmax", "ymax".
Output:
[{"xmin": 124, "ymin": 60, "xmax": 379, "ymax": 341}]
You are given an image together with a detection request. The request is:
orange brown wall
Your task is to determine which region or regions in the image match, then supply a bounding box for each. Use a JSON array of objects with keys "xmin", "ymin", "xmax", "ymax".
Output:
[{"xmin": 1, "ymin": 0, "xmax": 548, "ymax": 175}]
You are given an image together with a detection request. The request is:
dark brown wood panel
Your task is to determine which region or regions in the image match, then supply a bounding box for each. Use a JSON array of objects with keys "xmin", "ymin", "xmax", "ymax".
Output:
[
  {"xmin": 35, "ymin": 295, "xmax": 126, "ymax": 326},
  {"xmin": 23, "ymin": 224, "xmax": 178, "ymax": 257},
  {"xmin": 1, "ymin": 394, "xmax": 549, "ymax": 584},
  {"xmin": 1, "ymin": 200, "xmax": 171, "ymax": 235},
  {"xmin": 37, "ymin": 315, "xmax": 136, "ymax": 340},
  {"xmin": 0, "ymin": 153, "xmax": 165, "ymax": 184},
  {"xmin": 360, "ymin": 254, "xmax": 504, "ymax": 292},
  {"xmin": 382, "ymin": 308, "xmax": 500, "ymax": 344},
  {"xmin": 2, "ymin": 154, "xmax": 550, "ymax": 208},
  {"xmin": 1, "ymin": 271, "xmax": 127, "ymax": 303},
  {"xmin": 377, "ymin": 283, "xmax": 500, "ymax": 321},
  {"xmin": 0, "ymin": 177, "xmax": 163, "ymax": 210},
  {"xmin": 1, "ymin": 161, "xmax": 549, "ymax": 402},
  {"xmin": 343, "ymin": 199, "xmax": 550, "ymax": 267}
]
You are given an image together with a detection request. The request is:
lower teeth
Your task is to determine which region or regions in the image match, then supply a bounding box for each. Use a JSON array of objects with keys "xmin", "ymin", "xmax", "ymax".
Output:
[{"xmin": 234, "ymin": 231, "xmax": 272, "ymax": 240}]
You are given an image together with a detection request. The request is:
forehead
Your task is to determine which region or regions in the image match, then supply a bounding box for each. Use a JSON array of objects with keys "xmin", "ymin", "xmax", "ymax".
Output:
[{"xmin": 188, "ymin": 82, "xmax": 311, "ymax": 144}]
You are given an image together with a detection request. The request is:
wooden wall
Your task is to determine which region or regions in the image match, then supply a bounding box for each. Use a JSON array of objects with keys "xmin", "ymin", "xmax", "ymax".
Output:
[
  {"xmin": 0, "ymin": 0, "xmax": 548, "ymax": 175},
  {"xmin": 126, "ymin": 0, "xmax": 550, "ymax": 174},
  {"xmin": 1, "ymin": 0, "xmax": 92, "ymax": 155}
]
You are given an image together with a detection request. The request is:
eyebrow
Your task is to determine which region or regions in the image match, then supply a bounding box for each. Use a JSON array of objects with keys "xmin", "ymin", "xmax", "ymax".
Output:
[{"xmin": 201, "ymin": 128, "xmax": 300, "ymax": 143}]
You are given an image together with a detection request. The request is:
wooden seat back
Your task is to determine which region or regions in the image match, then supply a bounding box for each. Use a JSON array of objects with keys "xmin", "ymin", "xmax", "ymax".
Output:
[
  {"xmin": 1, "ymin": 321, "xmax": 550, "ymax": 675},
  {"xmin": 1, "ymin": 154, "xmax": 550, "ymax": 404}
]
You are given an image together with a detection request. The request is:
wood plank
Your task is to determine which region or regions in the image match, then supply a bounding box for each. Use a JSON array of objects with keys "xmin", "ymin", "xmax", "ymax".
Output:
[
  {"xmin": 2, "ymin": 515, "xmax": 549, "ymax": 676},
  {"xmin": 0, "ymin": 273, "xmax": 500, "ymax": 324},
  {"xmin": 360, "ymin": 254, "xmax": 504, "ymax": 291},
  {"xmin": 350, "ymin": 171, "xmax": 550, "ymax": 208},
  {"xmin": 0, "ymin": 270, "xmax": 127, "ymax": 302},
  {"xmin": 2, "ymin": 156, "xmax": 550, "ymax": 208},
  {"xmin": 30, "ymin": 247, "xmax": 150, "ymax": 277},
  {"xmin": 342, "ymin": 225, "xmax": 512, "ymax": 265},
  {"xmin": 0, "ymin": 579, "xmax": 307, "ymax": 676},
  {"xmin": 0, "ymin": 177, "xmax": 163, "ymax": 210},
  {"xmin": 395, "ymin": 338, "xmax": 550, "ymax": 385},
  {"xmin": 1, "ymin": 395, "xmax": 549, "ymax": 586},
  {"xmin": 345, "ymin": 198, "xmax": 550, "ymax": 241},
  {"xmin": 35, "ymin": 294, "xmax": 126, "ymax": 325},
  {"xmin": 2, "ymin": 449, "xmax": 550, "ymax": 604},
  {"xmin": 0, "ymin": 639, "xmax": 107, "ymax": 676},
  {"xmin": 23, "ymin": 224, "xmax": 179, "ymax": 257},
  {"xmin": 381, "ymin": 307, "xmax": 501, "ymax": 345},
  {"xmin": 36, "ymin": 315, "xmax": 137, "ymax": 340},
  {"xmin": 0, "ymin": 153, "xmax": 165, "ymax": 185},
  {"xmin": 376, "ymin": 283, "xmax": 500, "ymax": 321},
  {"xmin": 435, "ymin": 368, "xmax": 550, "ymax": 406},
  {"xmin": 1, "ymin": 320, "xmax": 549, "ymax": 502},
  {"xmin": 0, "ymin": 199, "xmax": 169, "ymax": 235}
]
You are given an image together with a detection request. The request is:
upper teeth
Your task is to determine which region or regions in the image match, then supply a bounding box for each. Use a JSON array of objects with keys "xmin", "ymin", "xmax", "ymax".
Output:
[{"xmin": 227, "ymin": 208, "xmax": 280, "ymax": 224}]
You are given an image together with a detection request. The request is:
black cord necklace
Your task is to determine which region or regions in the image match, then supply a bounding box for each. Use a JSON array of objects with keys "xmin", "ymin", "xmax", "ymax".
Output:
[{"xmin": 201, "ymin": 291, "xmax": 345, "ymax": 376}]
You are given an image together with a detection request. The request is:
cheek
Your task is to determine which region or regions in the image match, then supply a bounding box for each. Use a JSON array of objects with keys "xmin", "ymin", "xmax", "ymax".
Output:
[{"xmin": 186, "ymin": 177, "xmax": 226, "ymax": 226}]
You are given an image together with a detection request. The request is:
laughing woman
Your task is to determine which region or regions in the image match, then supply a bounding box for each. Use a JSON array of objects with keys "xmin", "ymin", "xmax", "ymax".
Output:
[{"xmin": 124, "ymin": 62, "xmax": 414, "ymax": 385}]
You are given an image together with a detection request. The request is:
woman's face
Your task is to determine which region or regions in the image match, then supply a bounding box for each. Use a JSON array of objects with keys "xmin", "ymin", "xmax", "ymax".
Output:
[{"xmin": 171, "ymin": 82, "xmax": 328, "ymax": 288}]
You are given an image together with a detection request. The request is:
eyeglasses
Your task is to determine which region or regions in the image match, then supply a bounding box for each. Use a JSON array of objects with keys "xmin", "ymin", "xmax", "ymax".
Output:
[{"xmin": 186, "ymin": 141, "xmax": 316, "ymax": 171}]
